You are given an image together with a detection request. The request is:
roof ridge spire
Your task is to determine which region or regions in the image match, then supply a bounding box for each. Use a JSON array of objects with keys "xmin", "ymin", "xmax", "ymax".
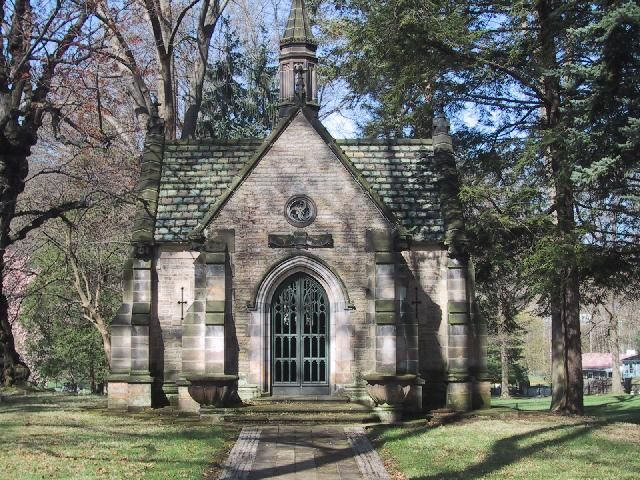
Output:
[{"xmin": 281, "ymin": 0, "xmax": 316, "ymax": 46}]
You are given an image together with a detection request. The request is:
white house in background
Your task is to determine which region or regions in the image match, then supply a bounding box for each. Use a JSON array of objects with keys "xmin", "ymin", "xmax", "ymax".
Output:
[
  {"xmin": 582, "ymin": 350, "xmax": 638, "ymax": 379},
  {"xmin": 622, "ymin": 353, "xmax": 640, "ymax": 378}
]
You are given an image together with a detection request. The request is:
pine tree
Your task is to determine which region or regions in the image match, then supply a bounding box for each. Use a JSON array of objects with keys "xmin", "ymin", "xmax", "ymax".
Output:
[
  {"xmin": 197, "ymin": 19, "xmax": 279, "ymax": 139},
  {"xmin": 326, "ymin": 0, "xmax": 640, "ymax": 414}
]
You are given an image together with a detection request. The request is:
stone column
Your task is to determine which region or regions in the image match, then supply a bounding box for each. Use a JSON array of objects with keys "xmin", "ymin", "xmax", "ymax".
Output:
[
  {"xmin": 178, "ymin": 254, "xmax": 206, "ymax": 413},
  {"xmin": 446, "ymin": 258, "xmax": 472, "ymax": 411},
  {"xmin": 468, "ymin": 261, "xmax": 491, "ymax": 409},
  {"xmin": 108, "ymin": 259, "xmax": 133, "ymax": 409},
  {"xmin": 128, "ymin": 254, "xmax": 154, "ymax": 409},
  {"xmin": 372, "ymin": 242, "xmax": 398, "ymax": 375},
  {"xmin": 178, "ymin": 248, "xmax": 227, "ymax": 412},
  {"xmin": 433, "ymin": 109, "xmax": 476, "ymax": 411},
  {"xmin": 204, "ymin": 252, "xmax": 226, "ymax": 374},
  {"xmin": 112, "ymin": 108, "xmax": 163, "ymax": 410}
]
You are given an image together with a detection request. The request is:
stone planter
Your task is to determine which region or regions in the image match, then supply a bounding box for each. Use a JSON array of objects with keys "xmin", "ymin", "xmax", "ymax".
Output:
[
  {"xmin": 364, "ymin": 374, "xmax": 422, "ymax": 423},
  {"xmin": 186, "ymin": 375, "xmax": 239, "ymax": 408}
]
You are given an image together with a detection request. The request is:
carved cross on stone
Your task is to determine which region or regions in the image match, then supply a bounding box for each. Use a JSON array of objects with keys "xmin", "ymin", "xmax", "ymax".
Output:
[
  {"xmin": 178, "ymin": 287, "xmax": 188, "ymax": 321},
  {"xmin": 412, "ymin": 287, "xmax": 422, "ymax": 321}
]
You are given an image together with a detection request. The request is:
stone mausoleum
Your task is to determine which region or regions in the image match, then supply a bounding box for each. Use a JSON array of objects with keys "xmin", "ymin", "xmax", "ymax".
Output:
[{"xmin": 108, "ymin": 0, "xmax": 489, "ymax": 414}]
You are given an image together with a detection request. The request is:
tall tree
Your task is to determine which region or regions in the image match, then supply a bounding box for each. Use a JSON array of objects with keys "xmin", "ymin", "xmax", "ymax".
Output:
[
  {"xmin": 20, "ymin": 242, "xmax": 113, "ymax": 392},
  {"xmin": 457, "ymin": 131, "xmax": 544, "ymax": 399},
  {"xmin": 0, "ymin": 0, "xmax": 96, "ymax": 385},
  {"xmin": 96, "ymin": 0, "xmax": 230, "ymax": 139},
  {"xmin": 326, "ymin": 0, "xmax": 640, "ymax": 415}
]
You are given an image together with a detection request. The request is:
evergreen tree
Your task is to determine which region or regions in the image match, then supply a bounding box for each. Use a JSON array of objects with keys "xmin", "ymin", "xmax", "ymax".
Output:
[
  {"xmin": 198, "ymin": 18, "xmax": 279, "ymax": 139},
  {"xmin": 326, "ymin": 0, "xmax": 640, "ymax": 414}
]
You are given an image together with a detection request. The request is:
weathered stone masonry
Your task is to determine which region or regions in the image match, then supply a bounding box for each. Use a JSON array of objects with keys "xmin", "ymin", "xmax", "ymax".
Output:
[{"xmin": 108, "ymin": 0, "xmax": 488, "ymax": 413}]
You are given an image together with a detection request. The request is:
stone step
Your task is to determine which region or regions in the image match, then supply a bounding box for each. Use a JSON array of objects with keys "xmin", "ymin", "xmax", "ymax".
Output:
[
  {"xmin": 252, "ymin": 395, "xmax": 352, "ymax": 403},
  {"xmin": 239, "ymin": 401, "xmax": 372, "ymax": 413},
  {"xmin": 218, "ymin": 411, "xmax": 379, "ymax": 425}
]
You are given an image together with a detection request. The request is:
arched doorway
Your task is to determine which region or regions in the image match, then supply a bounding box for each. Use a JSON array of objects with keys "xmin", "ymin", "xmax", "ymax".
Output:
[{"xmin": 271, "ymin": 273, "xmax": 330, "ymax": 395}]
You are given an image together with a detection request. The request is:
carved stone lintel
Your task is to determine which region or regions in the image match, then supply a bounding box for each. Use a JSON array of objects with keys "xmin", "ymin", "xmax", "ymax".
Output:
[
  {"xmin": 191, "ymin": 239, "xmax": 227, "ymax": 253},
  {"xmin": 268, "ymin": 232, "xmax": 334, "ymax": 249}
]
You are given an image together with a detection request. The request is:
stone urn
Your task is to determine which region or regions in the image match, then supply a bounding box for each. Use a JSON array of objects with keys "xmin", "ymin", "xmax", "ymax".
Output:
[
  {"xmin": 364, "ymin": 374, "xmax": 420, "ymax": 423},
  {"xmin": 186, "ymin": 375, "xmax": 239, "ymax": 408}
]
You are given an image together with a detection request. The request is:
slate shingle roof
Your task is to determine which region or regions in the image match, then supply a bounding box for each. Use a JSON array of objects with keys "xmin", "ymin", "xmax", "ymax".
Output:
[
  {"xmin": 155, "ymin": 140, "xmax": 262, "ymax": 242},
  {"xmin": 154, "ymin": 138, "xmax": 445, "ymax": 243},
  {"xmin": 337, "ymin": 140, "xmax": 445, "ymax": 242}
]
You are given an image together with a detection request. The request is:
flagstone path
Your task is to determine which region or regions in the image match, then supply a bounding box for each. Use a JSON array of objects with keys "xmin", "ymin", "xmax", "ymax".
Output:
[{"xmin": 219, "ymin": 425, "xmax": 391, "ymax": 480}]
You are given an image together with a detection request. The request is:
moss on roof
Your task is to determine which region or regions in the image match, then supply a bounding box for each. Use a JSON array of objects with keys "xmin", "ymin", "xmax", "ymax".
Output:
[{"xmin": 154, "ymin": 138, "xmax": 445, "ymax": 243}]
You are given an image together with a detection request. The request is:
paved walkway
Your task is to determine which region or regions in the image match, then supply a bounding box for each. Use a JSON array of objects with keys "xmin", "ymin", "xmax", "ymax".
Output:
[{"xmin": 219, "ymin": 426, "xmax": 391, "ymax": 480}]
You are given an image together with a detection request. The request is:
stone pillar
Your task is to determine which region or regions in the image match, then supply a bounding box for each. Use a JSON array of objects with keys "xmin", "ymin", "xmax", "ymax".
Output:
[
  {"xmin": 128, "ymin": 254, "xmax": 154, "ymax": 409},
  {"xmin": 204, "ymin": 252, "xmax": 226, "ymax": 374},
  {"xmin": 178, "ymin": 248, "xmax": 227, "ymax": 412},
  {"xmin": 446, "ymin": 258, "xmax": 472, "ymax": 411},
  {"xmin": 112, "ymin": 107, "xmax": 163, "ymax": 410},
  {"xmin": 108, "ymin": 249, "xmax": 154, "ymax": 410},
  {"xmin": 178, "ymin": 254, "xmax": 205, "ymax": 413},
  {"xmin": 374, "ymin": 251, "xmax": 398, "ymax": 375},
  {"xmin": 433, "ymin": 108, "xmax": 481, "ymax": 411},
  {"xmin": 108, "ymin": 259, "xmax": 134, "ymax": 409},
  {"xmin": 468, "ymin": 261, "xmax": 491, "ymax": 409}
]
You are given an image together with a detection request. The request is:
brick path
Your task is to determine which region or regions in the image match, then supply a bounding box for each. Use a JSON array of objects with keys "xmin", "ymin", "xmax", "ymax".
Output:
[{"xmin": 219, "ymin": 426, "xmax": 391, "ymax": 480}]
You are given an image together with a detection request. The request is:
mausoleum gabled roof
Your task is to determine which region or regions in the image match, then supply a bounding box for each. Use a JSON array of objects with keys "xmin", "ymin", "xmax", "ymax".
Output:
[{"xmin": 152, "ymin": 106, "xmax": 446, "ymax": 244}]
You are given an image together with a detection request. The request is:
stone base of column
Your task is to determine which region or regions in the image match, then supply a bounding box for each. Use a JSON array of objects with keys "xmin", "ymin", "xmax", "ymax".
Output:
[
  {"xmin": 128, "ymin": 382, "xmax": 152, "ymax": 410},
  {"xmin": 237, "ymin": 385, "xmax": 261, "ymax": 402},
  {"xmin": 374, "ymin": 404, "xmax": 403, "ymax": 424},
  {"xmin": 107, "ymin": 382, "xmax": 129, "ymax": 410},
  {"xmin": 447, "ymin": 381, "xmax": 472, "ymax": 411},
  {"xmin": 473, "ymin": 379, "xmax": 491, "ymax": 410},
  {"xmin": 343, "ymin": 384, "xmax": 372, "ymax": 406},
  {"xmin": 162, "ymin": 382, "xmax": 179, "ymax": 407},
  {"xmin": 178, "ymin": 385, "xmax": 200, "ymax": 413}
]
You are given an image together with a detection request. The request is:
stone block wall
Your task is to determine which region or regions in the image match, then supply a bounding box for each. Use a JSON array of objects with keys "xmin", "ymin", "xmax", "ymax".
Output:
[
  {"xmin": 146, "ymin": 112, "xmax": 452, "ymax": 409},
  {"xmin": 206, "ymin": 112, "xmax": 392, "ymax": 395}
]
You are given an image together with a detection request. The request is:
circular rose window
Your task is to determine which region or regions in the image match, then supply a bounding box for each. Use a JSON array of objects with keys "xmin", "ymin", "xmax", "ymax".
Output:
[{"xmin": 285, "ymin": 195, "xmax": 316, "ymax": 227}]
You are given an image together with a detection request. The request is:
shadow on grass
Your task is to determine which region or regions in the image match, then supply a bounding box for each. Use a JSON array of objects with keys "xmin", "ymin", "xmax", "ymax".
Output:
[
  {"xmin": 369, "ymin": 420, "xmax": 604, "ymax": 480},
  {"xmin": 493, "ymin": 394, "xmax": 640, "ymax": 424},
  {"xmin": 4, "ymin": 392, "xmax": 639, "ymax": 480},
  {"xmin": 0, "ymin": 393, "xmax": 235, "ymax": 475},
  {"xmin": 0, "ymin": 392, "xmax": 107, "ymax": 414},
  {"xmin": 369, "ymin": 395, "xmax": 640, "ymax": 480}
]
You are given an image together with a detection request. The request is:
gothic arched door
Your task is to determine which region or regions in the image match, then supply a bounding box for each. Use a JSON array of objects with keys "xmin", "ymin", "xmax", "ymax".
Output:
[{"xmin": 271, "ymin": 273, "xmax": 330, "ymax": 395}]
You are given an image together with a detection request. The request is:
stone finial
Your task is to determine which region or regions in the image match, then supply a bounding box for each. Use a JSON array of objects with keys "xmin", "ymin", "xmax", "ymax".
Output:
[
  {"xmin": 433, "ymin": 106, "xmax": 450, "ymax": 136},
  {"xmin": 279, "ymin": 0, "xmax": 319, "ymax": 115},
  {"xmin": 146, "ymin": 96, "xmax": 165, "ymax": 137}
]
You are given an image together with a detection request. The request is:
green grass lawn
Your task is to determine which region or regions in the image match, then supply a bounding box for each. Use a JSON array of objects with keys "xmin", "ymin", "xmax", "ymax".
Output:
[
  {"xmin": 371, "ymin": 394, "xmax": 640, "ymax": 480},
  {"xmin": 0, "ymin": 390, "xmax": 235, "ymax": 479}
]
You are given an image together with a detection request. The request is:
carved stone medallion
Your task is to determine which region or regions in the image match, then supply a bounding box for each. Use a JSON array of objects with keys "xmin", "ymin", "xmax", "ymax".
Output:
[{"xmin": 285, "ymin": 195, "xmax": 316, "ymax": 227}]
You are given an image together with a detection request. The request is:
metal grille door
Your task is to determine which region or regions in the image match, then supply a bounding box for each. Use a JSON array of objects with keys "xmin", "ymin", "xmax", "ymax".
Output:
[{"xmin": 272, "ymin": 274, "xmax": 329, "ymax": 394}]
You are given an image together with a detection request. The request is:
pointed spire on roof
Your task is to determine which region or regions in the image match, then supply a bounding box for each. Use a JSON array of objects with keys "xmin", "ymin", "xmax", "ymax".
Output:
[{"xmin": 281, "ymin": 0, "xmax": 316, "ymax": 46}]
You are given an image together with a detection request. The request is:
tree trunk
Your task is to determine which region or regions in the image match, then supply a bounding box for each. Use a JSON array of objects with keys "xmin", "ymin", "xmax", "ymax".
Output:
[
  {"xmin": 550, "ymin": 292, "xmax": 566, "ymax": 405},
  {"xmin": 0, "ymin": 146, "xmax": 32, "ymax": 386},
  {"xmin": 606, "ymin": 302, "xmax": 624, "ymax": 394},
  {"xmin": 500, "ymin": 331, "xmax": 511, "ymax": 399},
  {"xmin": 95, "ymin": 315, "xmax": 112, "ymax": 368},
  {"xmin": 159, "ymin": 54, "xmax": 176, "ymax": 140},
  {"xmin": 536, "ymin": 0, "xmax": 583, "ymax": 415},
  {"xmin": 181, "ymin": 0, "xmax": 225, "ymax": 139}
]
